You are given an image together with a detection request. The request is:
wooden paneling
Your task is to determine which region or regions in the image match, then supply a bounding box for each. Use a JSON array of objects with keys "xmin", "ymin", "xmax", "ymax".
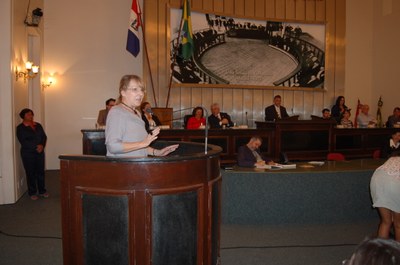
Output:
[
  {"xmin": 285, "ymin": 0, "xmax": 296, "ymax": 20},
  {"xmin": 283, "ymin": 90, "xmax": 294, "ymax": 115},
  {"xmin": 214, "ymin": 0, "xmax": 224, "ymax": 13},
  {"xmin": 275, "ymin": 0, "xmax": 286, "ymax": 19},
  {"xmin": 303, "ymin": 91, "xmax": 314, "ymax": 119},
  {"xmin": 203, "ymin": 0, "xmax": 214, "ymax": 11},
  {"xmin": 234, "ymin": 0, "xmax": 245, "ymax": 16},
  {"xmin": 244, "ymin": 0, "xmax": 255, "ymax": 17},
  {"xmin": 305, "ymin": 0, "xmax": 317, "ymax": 21},
  {"xmin": 223, "ymin": 0, "xmax": 234, "ymax": 15},
  {"xmin": 254, "ymin": 0, "xmax": 265, "ymax": 18},
  {"xmin": 265, "ymin": 0, "xmax": 276, "ymax": 18},
  {"xmin": 169, "ymin": 0, "xmax": 181, "ymax": 8},
  {"xmin": 144, "ymin": 0, "xmax": 345, "ymax": 124},
  {"xmin": 316, "ymin": 0, "xmax": 326, "ymax": 21},
  {"xmin": 295, "ymin": 0, "xmax": 306, "ymax": 20},
  {"xmin": 334, "ymin": 0, "xmax": 346, "ymax": 97}
]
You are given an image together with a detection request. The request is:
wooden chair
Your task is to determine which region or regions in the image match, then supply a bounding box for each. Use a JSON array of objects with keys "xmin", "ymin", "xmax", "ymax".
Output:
[{"xmin": 327, "ymin": 152, "xmax": 345, "ymax": 161}]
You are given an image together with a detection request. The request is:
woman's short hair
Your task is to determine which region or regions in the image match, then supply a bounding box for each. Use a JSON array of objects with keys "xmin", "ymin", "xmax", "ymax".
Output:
[
  {"xmin": 19, "ymin": 108, "xmax": 34, "ymax": 119},
  {"xmin": 118, "ymin": 75, "xmax": 145, "ymax": 101}
]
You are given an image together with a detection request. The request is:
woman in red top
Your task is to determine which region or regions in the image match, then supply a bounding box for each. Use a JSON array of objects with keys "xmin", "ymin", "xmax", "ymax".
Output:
[{"xmin": 187, "ymin": 107, "xmax": 206, "ymax": 129}]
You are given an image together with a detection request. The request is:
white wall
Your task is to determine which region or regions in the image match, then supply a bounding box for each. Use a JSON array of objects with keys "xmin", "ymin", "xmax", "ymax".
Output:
[
  {"xmin": 345, "ymin": 0, "xmax": 400, "ymax": 118},
  {"xmin": 0, "ymin": 0, "xmax": 44, "ymax": 204},
  {"xmin": 0, "ymin": 0, "xmax": 14, "ymax": 204},
  {"xmin": 371, "ymin": 0, "xmax": 400, "ymax": 117},
  {"xmin": 344, "ymin": 0, "xmax": 373, "ymax": 112},
  {"xmin": 44, "ymin": 0, "xmax": 142, "ymax": 169}
]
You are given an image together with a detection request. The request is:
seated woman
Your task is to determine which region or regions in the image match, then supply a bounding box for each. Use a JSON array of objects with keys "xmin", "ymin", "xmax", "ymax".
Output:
[
  {"xmin": 187, "ymin": 106, "xmax": 206, "ymax": 129},
  {"xmin": 381, "ymin": 130, "xmax": 400, "ymax": 158},
  {"xmin": 140, "ymin": 101, "xmax": 161, "ymax": 133},
  {"xmin": 340, "ymin": 109, "xmax": 353, "ymax": 128},
  {"xmin": 331, "ymin": 96, "xmax": 348, "ymax": 123}
]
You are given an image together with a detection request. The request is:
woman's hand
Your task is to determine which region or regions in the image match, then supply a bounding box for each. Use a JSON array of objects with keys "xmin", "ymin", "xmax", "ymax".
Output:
[
  {"xmin": 155, "ymin": 144, "xmax": 179, "ymax": 156},
  {"xmin": 143, "ymin": 127, "xmax": 160, "ymax": 146},
  {"xmin": 36, "ymin": 144, "xmax": 44, "ymax": 153}
]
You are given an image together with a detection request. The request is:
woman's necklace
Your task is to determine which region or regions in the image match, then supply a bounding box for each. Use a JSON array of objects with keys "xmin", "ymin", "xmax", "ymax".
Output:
[{"xmin": 121, "ymin": 102, "xmax": 139, "ymax": 116}]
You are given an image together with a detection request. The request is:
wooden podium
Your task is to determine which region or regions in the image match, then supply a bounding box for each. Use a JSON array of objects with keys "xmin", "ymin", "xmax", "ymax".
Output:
[{"xmin": 60, "ymin": 141, "xmax": 222, "ymax": 265}]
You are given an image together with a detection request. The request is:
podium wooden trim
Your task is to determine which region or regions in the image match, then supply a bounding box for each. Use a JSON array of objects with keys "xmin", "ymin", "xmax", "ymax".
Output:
[{"xmin": 60, "ymin": 141, "xmax": 222, "ymax": 265}]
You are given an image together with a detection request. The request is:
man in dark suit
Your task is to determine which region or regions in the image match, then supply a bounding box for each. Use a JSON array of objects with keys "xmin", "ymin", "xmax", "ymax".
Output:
[
  {"xmin": 265, "ymin": 95, "xmax": 289, "ymax": 121},
  {"xmin": 208, "ymin": 103, "xmax": 234, "ymax": 129},
  {"xmin": 97, "ymin": 98, "xmax": 115, "ymax": 126},
  {"xmin": 237, "ymin": 136, "xmax": 274, "ymax": 167}
]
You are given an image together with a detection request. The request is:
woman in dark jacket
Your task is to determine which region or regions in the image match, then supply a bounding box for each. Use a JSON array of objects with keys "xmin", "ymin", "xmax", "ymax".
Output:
[{"xmin": 16, "ymin": 108, "xmax": 48, "ymax": 200}]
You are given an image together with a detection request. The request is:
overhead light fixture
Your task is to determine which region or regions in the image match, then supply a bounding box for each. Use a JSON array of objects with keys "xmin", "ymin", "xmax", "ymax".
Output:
[{"xmin": 15, "ymin": 61, "xmax": 40, "ymax": 82}]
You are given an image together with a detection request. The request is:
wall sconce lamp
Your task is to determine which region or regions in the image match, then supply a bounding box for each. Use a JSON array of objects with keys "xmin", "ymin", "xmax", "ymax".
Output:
[
  {"xmin": 15, "ymin": 61, "xmax": 40, "ymax": 82},
  {"xmin": 42, "ymin": 76, "xmax": 55, "ymax": 89}
]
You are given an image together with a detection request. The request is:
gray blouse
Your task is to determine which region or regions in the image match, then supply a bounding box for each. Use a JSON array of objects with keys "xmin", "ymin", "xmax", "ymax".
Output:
[{"xmin": 105, "ymin": 105, "xmax": 148, "ymax": 157}]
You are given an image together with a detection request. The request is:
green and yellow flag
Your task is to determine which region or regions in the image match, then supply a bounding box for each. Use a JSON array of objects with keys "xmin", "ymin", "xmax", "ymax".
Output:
[{"xmin": 181, "ymin": 0, "xmax": 193, "ymax": 60}]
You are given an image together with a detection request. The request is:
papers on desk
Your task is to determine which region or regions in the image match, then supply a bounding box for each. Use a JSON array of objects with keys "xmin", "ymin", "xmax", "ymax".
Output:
[
  {"xmin": 308, "ymin": 161, "xmax": 325, "ymax": 166},
  {"xmin": 256, "ymin": 163, "xmax": 297, "ymax": 169}
]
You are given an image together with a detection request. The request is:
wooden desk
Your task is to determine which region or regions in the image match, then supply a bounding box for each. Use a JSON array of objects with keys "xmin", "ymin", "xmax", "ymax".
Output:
[
  {"xmin": 256, "ymin": 120, "xmax": 396, "ymax": 161},
  {"xmin": 82, "ymin": 125, "xmax": 396, "ymax": 163},
  {"xmin": 222, "ymin": 159, "xmax": 383, "ymax": 225}
]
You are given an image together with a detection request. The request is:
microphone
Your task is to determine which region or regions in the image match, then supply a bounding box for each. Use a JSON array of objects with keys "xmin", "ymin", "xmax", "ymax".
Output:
[{"xmin": 145, "ymin": 108, "xmax": 153, "ymax": 115}]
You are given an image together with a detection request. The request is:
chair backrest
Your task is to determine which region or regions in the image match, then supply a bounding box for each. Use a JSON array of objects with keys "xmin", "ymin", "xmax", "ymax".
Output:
[
  {"xmin": 183, "ymin": 114, "xmax": 192, "ymax": 129},
  {"xmin": 372, "ymin": 149, "xmax": 381, "ymax": 159},
  {"xmin": 327, "ymin": 152, "xmax": 345, "ymax": 161}
]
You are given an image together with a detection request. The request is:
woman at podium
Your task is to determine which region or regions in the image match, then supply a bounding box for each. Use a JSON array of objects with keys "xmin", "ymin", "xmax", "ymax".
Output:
[{"xmin": 105, "ymin": 75, "xmax": 178, "ymax": 157}]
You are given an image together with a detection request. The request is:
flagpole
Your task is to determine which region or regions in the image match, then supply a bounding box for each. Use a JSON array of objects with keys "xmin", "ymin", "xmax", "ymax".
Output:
[
  {"xmin": 165, "ymin": 0, "xmax": 185, "ymax": 108},
  {"xmin": 138, "ymin": 7, "xmax": 158, "ymax": 107}
]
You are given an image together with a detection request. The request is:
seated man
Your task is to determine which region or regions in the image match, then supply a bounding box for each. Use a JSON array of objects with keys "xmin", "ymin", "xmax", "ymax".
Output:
[
  {"xmin": 237, "ymin": 136, "xmax": 274, "ymax": 167},
  {"xmin": 208, "ymin": 103, "xmax": 234, "ymax": 129},
  {"xmin": 265, "ymin": 95, "xmax": 289, "ymax": 121},
  {"xmin": 322, "ymin": 108, "xmax": 332, "ymax": 120},
  {"xmin": 380, "ymin": 130, "xmax": 400, "ymax": 158},
  {"xmin": 356, "ymin": 104, "xmax": 377, "ymax": 128},
  {"xmin": 97, "ymin": 98, "xmax": 116, "ymax": 126},
  {"xmin": 386, "ymin": 107, "xmax": 400, "ymax": 128}
]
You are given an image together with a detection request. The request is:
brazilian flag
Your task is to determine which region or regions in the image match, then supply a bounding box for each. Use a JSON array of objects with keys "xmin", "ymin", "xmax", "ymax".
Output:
[{"xmin": 181, "ymin": 0, "xmax": 193, "ymax": 60}]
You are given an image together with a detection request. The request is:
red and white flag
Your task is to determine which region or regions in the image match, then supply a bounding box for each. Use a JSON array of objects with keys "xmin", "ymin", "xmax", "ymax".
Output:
[{"xmin": 126, "ymin": 0, "xmax": 141, "ymax": 57}]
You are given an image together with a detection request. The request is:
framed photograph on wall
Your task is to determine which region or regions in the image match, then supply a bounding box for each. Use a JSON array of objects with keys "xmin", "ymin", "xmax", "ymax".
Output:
[{"xmin": 170, "ymin": 9, "xmax": 326, "ymax": 89}]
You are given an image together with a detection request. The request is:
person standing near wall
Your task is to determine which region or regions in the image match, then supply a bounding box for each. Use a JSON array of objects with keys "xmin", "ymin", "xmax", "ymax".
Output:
[{"xmin": 16, "ymin": 108, "xmax": 48, "ymax": 200}]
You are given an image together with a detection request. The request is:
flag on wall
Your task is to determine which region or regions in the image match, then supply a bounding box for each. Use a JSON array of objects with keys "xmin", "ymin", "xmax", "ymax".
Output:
[
  {"xmin": 181, "ymin": 0, "xmax": 193, "ymax": 60},
  {"xmin": 126, "ymin": 0, "xmax": 141, "ymax": 57},
  {"xmin": 354, "ymin": 99, "xmax": 361, "ymax": 128}
]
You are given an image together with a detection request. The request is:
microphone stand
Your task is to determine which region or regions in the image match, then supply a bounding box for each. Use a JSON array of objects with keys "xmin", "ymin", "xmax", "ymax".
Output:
[{"xmin": 201, "ymin": 107, "xmax": 209, "ymax": 154}]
